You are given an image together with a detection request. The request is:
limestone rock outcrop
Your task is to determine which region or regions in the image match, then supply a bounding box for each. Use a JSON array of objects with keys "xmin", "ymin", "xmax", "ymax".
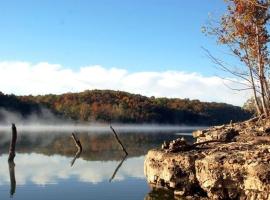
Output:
[{"xmin": 144, "ymin": 117, "xmax": 270, "ymax": 199}]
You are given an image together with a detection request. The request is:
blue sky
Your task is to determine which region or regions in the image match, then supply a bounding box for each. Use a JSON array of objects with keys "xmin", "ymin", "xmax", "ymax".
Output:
[
  {"xmin": 0, "ymin": 1, "xmax": 250, "ymax": 105},
  {"xmin": 0, "ymin": 0, "xmax": 226, "ymax": 74}
]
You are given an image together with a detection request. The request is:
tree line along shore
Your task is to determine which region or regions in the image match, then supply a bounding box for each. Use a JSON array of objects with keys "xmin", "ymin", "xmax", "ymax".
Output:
[{"xmin": 0, "ymin": 89, "xmax": 251, "ymax": 125}]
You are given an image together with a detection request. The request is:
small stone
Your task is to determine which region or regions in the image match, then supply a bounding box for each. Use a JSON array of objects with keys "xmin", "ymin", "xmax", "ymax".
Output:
[
  {"xmin": 192, "ymin": 130, "xmax": 206, "ymax": 138},
  {"xmin": 169, "ymin": 181, "xmax": 176, "ymax": 188},
  {"xmin": 262, "ymin": 149, "xmax": 269, "ymax": 153},
  {"xmin": 174, "ymin": 190, "xmax": 185, "ymax": 196},
  {"xmin": 259, "ymin": 127, "xmax": 264, "ymax": 132}
]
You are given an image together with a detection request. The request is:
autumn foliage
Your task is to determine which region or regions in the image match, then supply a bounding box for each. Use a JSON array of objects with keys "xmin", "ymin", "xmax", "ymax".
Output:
[
  {"xmin": 14, "ymin": 90, "xmax": 251, "ymax": 125},
  {"xmin": 204, "ymin": 0, "xmax": 270, "ymax": 116}
]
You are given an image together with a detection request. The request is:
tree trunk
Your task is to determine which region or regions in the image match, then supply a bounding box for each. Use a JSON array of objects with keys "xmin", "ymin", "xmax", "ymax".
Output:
[
  {"xmin": 8, "ymin": 124, "xmax": 17, "ymax": 162},
  {"xmin": 249, "ymin": 67, "xmax": 262, "ymax": 115},
  {"xmin": 256, "ymin": 25, "xmax": 269, "ymax": 116},
  {"xmin": 263, "ymin": 78, "xmax": 270, "ymax": 107},
  {"xmin": 244, "ymin": 45, "xmax": 263, "ymax": 115}
]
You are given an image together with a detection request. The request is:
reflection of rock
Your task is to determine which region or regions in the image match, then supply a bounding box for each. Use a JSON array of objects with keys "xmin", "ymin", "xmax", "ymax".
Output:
[
  {"xmin": 145, "ymin": 117, "xmax": 270, "ymax": 199},
  {"xmin": 145, "ymin": 187, "xmax": 207, "ymax": 200},
  {"xmin": 144, "ymin": 188, "xmax": 174, "ymax": 200}
]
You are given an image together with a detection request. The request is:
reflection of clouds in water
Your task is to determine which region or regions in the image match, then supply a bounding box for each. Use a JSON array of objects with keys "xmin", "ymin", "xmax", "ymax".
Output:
[{"xmin": 0, "ymin": 153, "xmax": 144, "ymax": 185}]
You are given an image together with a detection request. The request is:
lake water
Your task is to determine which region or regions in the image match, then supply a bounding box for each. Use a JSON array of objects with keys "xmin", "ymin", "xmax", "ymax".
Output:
[{"xmin": 0, "ymin": 125, "xmax": 199, "ymax": 200}]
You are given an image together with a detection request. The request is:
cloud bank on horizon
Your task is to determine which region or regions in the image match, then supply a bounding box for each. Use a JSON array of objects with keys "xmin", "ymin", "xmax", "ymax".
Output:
[{"xmin": 0, "ymin": 61, "xmax": 250, "ymax": 106}]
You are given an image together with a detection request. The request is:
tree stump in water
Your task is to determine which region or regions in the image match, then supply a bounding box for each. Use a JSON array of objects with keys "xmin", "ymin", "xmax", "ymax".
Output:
[{"xmin": 8, "ymin": 124, "xmax": 17, "ymax": 162}]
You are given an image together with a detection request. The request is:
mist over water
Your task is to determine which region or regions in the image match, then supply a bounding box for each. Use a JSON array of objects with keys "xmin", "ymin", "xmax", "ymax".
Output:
[
  {"xmin": 0, "ymin": 109, "xmax": 199, "ymax": 200},
  {"xmin": 0, "ymin": 124, "xmax": 204, "ymax": 134},
  {"xmin": 0, "ymin": 107, "xmax": 63, "ymax": 124},
  {"xmin": 0, "ymin": 108, "xmax": 205, "ymax": 134}
]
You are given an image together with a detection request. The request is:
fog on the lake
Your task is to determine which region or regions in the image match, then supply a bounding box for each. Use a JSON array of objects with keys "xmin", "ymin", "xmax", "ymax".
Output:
[
  {"xmin": 0, "ymin": 108, "xmax": 204, "ymax": 133},
  {"xmin": 0, "ymin": 108, "xmax": 198, "ymax": 199},
  {"xmin": 0, "ymin": 124, "xmax": 204, "ymax": 133},
  {"xmin": 0, "ymin": 108, "xmax": 199, "ymax": 187}
]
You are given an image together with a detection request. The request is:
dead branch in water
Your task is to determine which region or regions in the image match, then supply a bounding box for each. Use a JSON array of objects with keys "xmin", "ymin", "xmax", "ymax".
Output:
[
  {"xmin": 109, "ymin": 155, "xmax": 127, "ymax": 182},
  {"xmin": 71, "ymin": 133, "xmax": 82, "ymax": 151},
  {"xmin": 110, "ymin": 125, "xmax": 128, "ymax": 155},
  {"xmin": 8, "ymin": 124, "xmax": 17, "ymax": 162},
  {"xmin": 70, "ymin": 133, "xmax": 82, "ymax": 167}
]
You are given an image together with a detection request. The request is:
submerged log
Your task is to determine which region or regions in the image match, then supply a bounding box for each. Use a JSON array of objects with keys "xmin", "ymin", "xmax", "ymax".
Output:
[
  {"xmin": 110, "ymin": 125, "xmax": 128, "ymax": 155},
  {"xmin": 8, "ymin": 124, "xmax": 17, "ymax": 162}
]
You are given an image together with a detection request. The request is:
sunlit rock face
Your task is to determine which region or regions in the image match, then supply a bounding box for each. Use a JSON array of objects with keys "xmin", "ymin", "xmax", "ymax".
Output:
[
  {"xmin": 195, "ymin": 144, "xmax": 270, "ymax": 199},
  {"xmin": 144, "ymin": 150, "xmax": 201, "ymax": 194},
  {"xmin": 144, "ymin": 117, "xmax": 270, "ymax": 200}
]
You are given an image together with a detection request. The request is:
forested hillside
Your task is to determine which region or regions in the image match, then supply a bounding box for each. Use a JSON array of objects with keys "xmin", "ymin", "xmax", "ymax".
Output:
[
  {"xmin": 0, "ymin": 91, "xmax": 42, "ymax": 118},
  {"xmin": 12, "ymin": 90, "xmax": 252, "ymax": 125}
]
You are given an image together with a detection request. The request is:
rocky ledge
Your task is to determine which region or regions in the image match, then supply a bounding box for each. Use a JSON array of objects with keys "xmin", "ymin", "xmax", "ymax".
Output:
[{"xmin": 144, "ymin": 117, "xmax": 270, "ymax": 200}]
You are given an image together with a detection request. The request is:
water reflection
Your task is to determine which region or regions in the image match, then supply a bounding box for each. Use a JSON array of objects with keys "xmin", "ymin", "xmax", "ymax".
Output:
[
  {"xmin": 145, "ymin": 188, "xmax": 174, "ymax": 200},
  {"xmin": 0, "ymin": 153, "xmax": 145, "ymax": 186},
  {"xmin": 0, "ymin": 131, "xmax": 194, "ymax": 161},
  {"xmin": 0, "ymin": 128, "xmax": 196, "ymax": 199},
  {"xmin": 70, "ymin": 133, "xmax": 82, "ymax": 167},
  {"xmin": 70, "ymin": 149, "xmax": 82, "ymax": 167},
  {"xmin": 0, "ymin": 129, "xmax": 194, "ymax": 187},
  {"xmin": 109, "ymin": 155, "xmax": 127, "ymax": 182},
  {"xmin": 8, "ymin": 161, "xmax": 16, "ymax": 197}
]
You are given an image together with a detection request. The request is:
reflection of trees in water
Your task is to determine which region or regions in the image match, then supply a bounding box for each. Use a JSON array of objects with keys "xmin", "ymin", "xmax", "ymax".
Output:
[{"xmin": 0, "ymin": 132, "xmax": 194, "ymax": 161}]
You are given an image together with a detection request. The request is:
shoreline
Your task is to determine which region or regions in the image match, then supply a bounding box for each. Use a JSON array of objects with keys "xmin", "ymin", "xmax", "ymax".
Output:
[{"xmin": 144, "ymin": 117, "xmax": 270, "ymax": 199}]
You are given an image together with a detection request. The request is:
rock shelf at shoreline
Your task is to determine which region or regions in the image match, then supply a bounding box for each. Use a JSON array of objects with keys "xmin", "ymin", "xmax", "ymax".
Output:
[{"xmin": 144, "ymin": 117, "xmax": 270, "ymax": 199}]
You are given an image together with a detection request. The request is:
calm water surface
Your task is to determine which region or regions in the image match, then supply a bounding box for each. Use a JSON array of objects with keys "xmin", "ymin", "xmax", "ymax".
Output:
[{"xmin": 0, "ymin": 126, "xmax": 198, "ymax": 200}]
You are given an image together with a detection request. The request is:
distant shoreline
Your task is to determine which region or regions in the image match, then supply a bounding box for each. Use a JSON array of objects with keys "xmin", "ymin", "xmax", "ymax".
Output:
[{"xmin": 0, "ymin": 89, "xmax": 252, "ymax": 126}]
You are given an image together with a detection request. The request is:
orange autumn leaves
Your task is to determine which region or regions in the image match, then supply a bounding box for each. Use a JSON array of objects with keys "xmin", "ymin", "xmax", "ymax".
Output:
[{"xmin": 204, "ymin": 0, "xmax": 270, "ymax": 116}]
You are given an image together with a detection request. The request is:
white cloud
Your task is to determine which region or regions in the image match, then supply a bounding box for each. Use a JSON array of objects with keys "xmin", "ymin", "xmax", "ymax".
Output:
[{"xmin": 0, "ymin": 61, "xmax": 250, "ymax": 106}]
